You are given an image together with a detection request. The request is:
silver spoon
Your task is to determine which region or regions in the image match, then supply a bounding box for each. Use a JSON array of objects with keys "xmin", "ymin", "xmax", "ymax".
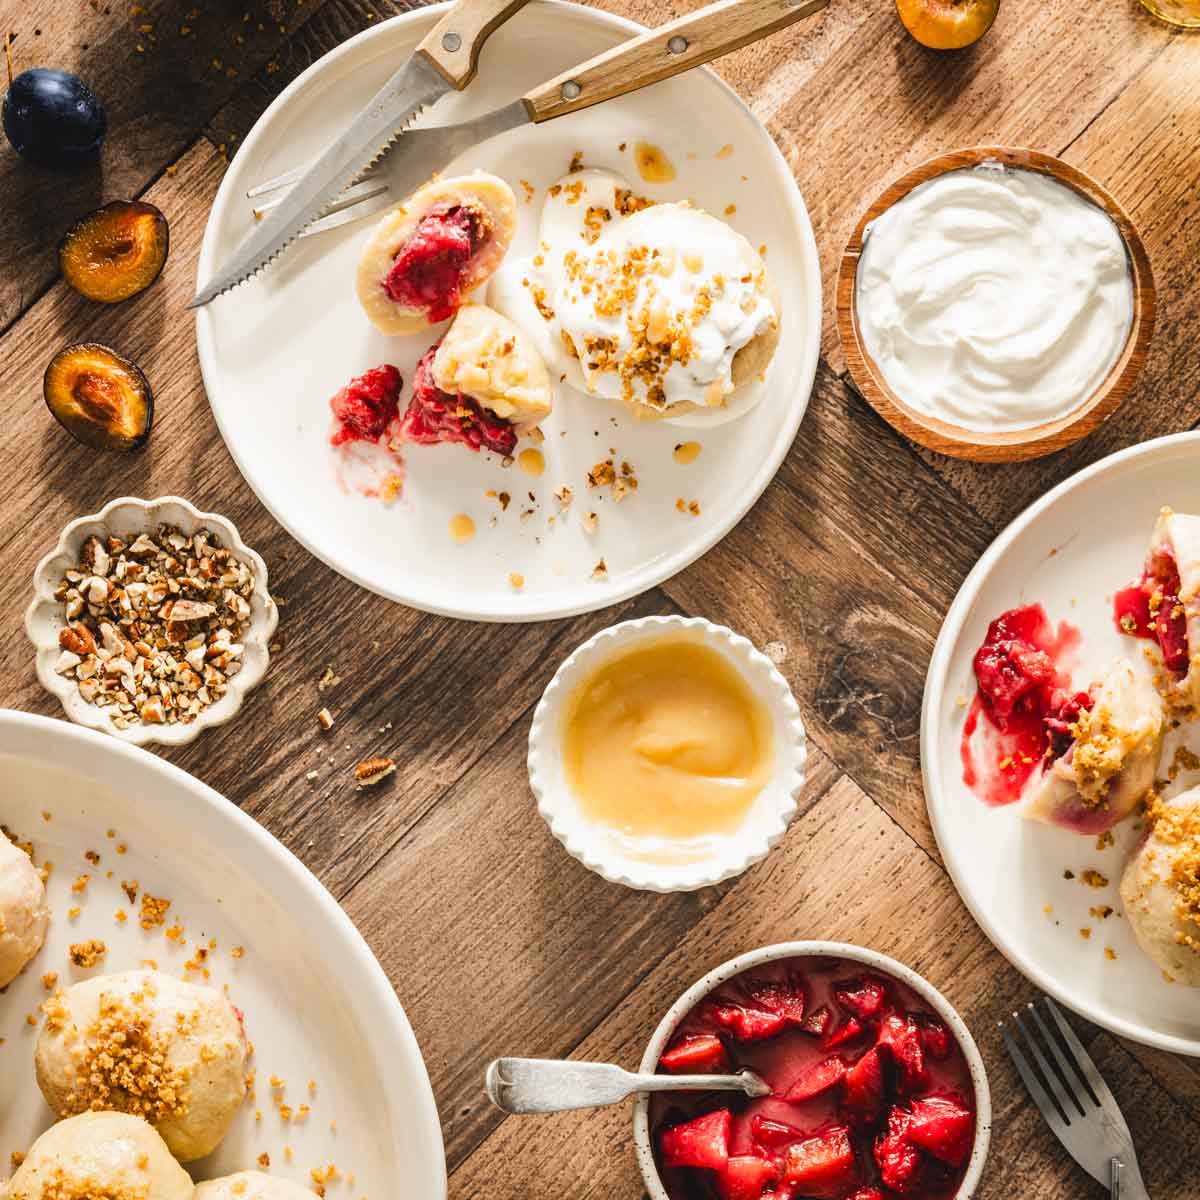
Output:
[{"xmin": 485, "ymin": 1057, "xmax": 771, "ymax": 1115}]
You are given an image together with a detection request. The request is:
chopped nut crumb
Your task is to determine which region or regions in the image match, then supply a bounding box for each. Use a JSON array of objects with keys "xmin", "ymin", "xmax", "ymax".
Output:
[
  {"xmin": 69, "ymin": 939, "xmax": 107, "ymax": 968},
  {"xmin": 354, "ymin": 757, "xmax": 396, "ymax": 788}
]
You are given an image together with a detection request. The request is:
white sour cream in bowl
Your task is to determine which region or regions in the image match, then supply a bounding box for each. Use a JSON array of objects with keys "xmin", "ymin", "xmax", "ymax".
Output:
[{"xmin": 855, "ymin": 162, "xmax": 1135, "ymax": 434}]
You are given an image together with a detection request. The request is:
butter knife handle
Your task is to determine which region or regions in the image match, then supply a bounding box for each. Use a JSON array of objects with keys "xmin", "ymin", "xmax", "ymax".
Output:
[
  {"xmin": 522, "ymin": 0, "xmax": 828, "ymax": 122},
  {"xmin": 416, "ymin": 0, "xmax": 533, "ymax": 89}
]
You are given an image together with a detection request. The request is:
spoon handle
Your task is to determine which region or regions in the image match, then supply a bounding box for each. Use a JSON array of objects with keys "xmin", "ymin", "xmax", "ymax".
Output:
[{"xmin": 486, "ymin": 1058, "xmax": 768, "ymax": 1114}]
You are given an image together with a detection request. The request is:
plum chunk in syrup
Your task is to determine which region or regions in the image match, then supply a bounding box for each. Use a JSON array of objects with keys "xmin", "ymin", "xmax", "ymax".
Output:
[{"xmin": 650, "ymin": 956, "xmax": 976, "ymax": 1200}]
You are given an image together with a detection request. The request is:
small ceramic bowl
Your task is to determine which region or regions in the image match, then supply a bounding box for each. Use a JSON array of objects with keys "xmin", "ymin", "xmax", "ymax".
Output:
[
  {"xmin": 633, "ymin": 941, "xmax": 993, "ymax": 1200},
  {"xmin": 25, "ymin": 496, "xmax": 278, "ymax": 747},
  {"xmin": 837, "ymin": 146, "xmax": 1156, "ymax": 463},
  {"xmin": 527, "ymin": 615, "xmax": 806, "ymax": 892}
]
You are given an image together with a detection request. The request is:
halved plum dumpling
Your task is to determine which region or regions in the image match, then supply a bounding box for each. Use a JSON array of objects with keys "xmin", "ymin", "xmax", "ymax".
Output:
[
  {"xmin": 1024, "ymin": 659, "xmax": 1164, "ymax": 835},
  {"xmin": 1115, "ymin": 507, "xmax": 1200, "ymax": 713},
  {"xmin": 357, "ymin": 173, "xmax": 516, "ymax": 335},
  {"xmin": 400, "ymin": 304, "xmax": 551, "ymax": 458}
]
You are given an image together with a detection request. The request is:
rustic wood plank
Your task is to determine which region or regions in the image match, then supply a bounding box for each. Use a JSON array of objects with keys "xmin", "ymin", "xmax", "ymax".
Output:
[
  {"xmin": 908, "ymin": 32, "xmax": 1200, "ymax": 529},
  {"xmin": 341, "ymin": 719, "xmax": 840, "ymax": 1169},
  {"xmin": 657, "ymin": 363, "xmax": 995, "ymax": 860},
  {"xmin": 0, "ymin": 0, "xmax": 339, "ymax": 334},
  {"xmin": 448, "ymin": 776, "xmax": 1200, "ymax": 1197}
]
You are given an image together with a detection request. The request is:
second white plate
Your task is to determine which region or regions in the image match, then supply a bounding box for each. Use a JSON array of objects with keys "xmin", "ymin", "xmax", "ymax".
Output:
[
  {"xmin": 923, "ymin": 432, "xmax": 1200, "ymax": 1056},
  {"xmin": 195, "ymin": 2, "xmax": 821, "ymax": 621}
]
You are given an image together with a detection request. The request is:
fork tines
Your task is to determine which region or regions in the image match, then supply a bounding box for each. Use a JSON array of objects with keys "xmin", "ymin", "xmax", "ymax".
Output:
[{"xmin": 1001, "ymin": 996, "xmax": 1111, "ymax": 1129}]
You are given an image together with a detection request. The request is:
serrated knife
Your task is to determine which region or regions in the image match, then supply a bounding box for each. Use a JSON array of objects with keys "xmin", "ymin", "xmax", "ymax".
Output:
[
  {"xmin": 189, "ymin": 0, "xmax": 533, "ymax": 308},
  {"xmin": 191, "ymin": 0, "xmax": 829, "ymax": 309}
]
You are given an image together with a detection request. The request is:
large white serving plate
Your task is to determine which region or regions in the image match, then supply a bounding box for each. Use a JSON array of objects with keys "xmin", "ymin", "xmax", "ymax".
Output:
[
  {"xmin": 0, "ymin": 710, "xmax": 445, "ymax": 1194},
  {"xmin": 923, "ymin": 432, "xmax": 1200, "ymax": 1056},
  {"xmin": 195, "ymin": 1, "xmax": 821, "ymax": 621}
]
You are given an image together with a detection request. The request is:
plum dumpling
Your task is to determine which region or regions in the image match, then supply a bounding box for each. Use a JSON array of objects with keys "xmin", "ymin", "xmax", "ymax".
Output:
[
  {"xmin": 2, "ymin": 1112, "xmax": 192, "ymax": 1200},
  {"xmin": 1121, "ymin": 786, "xmax": 1200, "ymax": 987},
  {"xmin": 35, "ymin": 969, "xmax": 248, "ymax": 1162},
  {"xmin": 195, "ymin": 1172, "xmax": 316, "ymax": 1199},
  {"xmin": 1115, "ymin": 507, "xmax": 1200, "ymax": 713},
  {"xmin": 0, "ymin": 831, "xmax": 49, "ymax": 988},
  {"xmin": 1023, "ymin": 659, "xmax": 1164, "ymax": 835}
]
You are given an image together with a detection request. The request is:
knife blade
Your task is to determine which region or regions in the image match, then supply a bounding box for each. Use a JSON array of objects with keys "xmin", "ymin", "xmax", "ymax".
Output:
[{"xmin": 189, "ymin": 54, "xmax": 448, "ymax": 309}]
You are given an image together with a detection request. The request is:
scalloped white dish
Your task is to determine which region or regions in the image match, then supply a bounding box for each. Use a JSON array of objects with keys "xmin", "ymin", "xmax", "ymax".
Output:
[
  {"xmin": 194, "ymin": 1, "xmax": 822, "ymax": 622},
  {"xmin": 529, "ymin": 616, "xmax": 806, "ymax": 891},
  {"xmin": 0, "ymin": 710, "xmax": 445, "ymax": 1193},
  {"xmin": 24, "ymin": 496, "xmax": 277, "ymax": 748},
  {"xmin": 923, "ymin": 431, "xmax": 1200, "ymax": 1056}
]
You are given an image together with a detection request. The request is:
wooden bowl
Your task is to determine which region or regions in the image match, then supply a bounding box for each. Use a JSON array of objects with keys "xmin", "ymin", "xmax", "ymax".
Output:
[{"xmin": 837, "ymin": 147, "xmax": 1156, "ymax": 463}]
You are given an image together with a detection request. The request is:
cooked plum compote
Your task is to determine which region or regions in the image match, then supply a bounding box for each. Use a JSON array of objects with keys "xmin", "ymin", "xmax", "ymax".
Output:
[
  {"xmin": 328, "ymin": 363, "xmax": 403, "ymax": 448},
  {"xmin": 385, "ymin": 204, "xmax": 488, "ymax": 324},
  {"xmin": 1114, "ymin": 550, "xmax": 1190, "ymax": 677},
  {"xmin": 400, "ymin": 343, "xmax": 518, "ymax": 457},
  {"xmin": 960, "ymin": 604, "xmax": 1089, "ymax": 806},
  {"xmin": 650, "ymin": 955, "xmax": 976, "ymax": 1200}
]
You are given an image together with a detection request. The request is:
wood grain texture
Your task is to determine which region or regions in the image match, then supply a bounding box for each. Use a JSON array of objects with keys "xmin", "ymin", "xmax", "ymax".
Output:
[
  {"xmin": 836, "ymin": 146, "xmax": 1157, "ymax": 463},
  {"xmin": 0, "ymin": 0, "xmax": 1198, "ymax": 1197}
]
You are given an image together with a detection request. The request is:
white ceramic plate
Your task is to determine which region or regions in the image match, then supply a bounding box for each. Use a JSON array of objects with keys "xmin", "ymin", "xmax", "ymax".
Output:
[
  {"xmin": 195, "ymin": 1, "xmax": 821, "ymax": 621},
  {"xmin": 0, "ymin": 710, "xmax": 445, "ymax": 1194},
  {"xmin": 923, "ymin": 432, "xmax": 1200, "ymax": 1056}
]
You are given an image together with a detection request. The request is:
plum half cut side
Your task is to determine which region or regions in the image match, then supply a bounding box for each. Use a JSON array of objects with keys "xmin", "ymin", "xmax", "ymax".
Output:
[
  {"xmin": 59, "ymin": 200, "xmax": 170, "ymax": 304},
  {"xmin": 44, "ymin": 343, "xmax": 153, "ymax": 452}
]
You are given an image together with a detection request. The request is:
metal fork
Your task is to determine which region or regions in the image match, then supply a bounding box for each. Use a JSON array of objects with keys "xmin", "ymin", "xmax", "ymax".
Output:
[
  {"xmin": 246, "ymin": 162, "xmax": 393, "ymax": 237},
  {"xmin": 1001, "ymin": 997, "xmax": 1150, "ymax": 1199}
]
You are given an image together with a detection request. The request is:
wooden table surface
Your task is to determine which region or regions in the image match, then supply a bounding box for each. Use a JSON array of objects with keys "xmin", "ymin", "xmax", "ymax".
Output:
[{"xmin": 2, "ymin": 0, "xmax": 1199, "ymax": 1195}]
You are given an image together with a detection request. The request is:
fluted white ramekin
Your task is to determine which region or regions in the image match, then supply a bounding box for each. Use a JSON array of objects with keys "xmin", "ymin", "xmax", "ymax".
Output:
[
  {"xmin": 25, "ymin": 495, "xmax": 278, "ymax": 747},
  {"xmin": 527, "ymin": 615, "xmax": 806, "ymax": 892}
]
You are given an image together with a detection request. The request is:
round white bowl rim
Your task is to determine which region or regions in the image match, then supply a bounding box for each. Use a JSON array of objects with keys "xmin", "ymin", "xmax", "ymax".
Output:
[
  {"xmin": 193, "ymin": 0, "xmax": 823, "ymax": 621},
  {"xmin": 632, "ymin": 939, "xmax": 992, "ymax": 1200},
  {"xmin": 0, "ymin": 708, "xmax": 446, "ymax": 1193},
  {"xmin": 922, "ymin": 428, "xmax": 1200, "ymax": 1057},
  {"xmin": 528, "ymin": 615, "xmax": 807, "ymax": 892},
  {"xmin": 24, "ymin": 494, "xmax": 279, "ymax": 748}
]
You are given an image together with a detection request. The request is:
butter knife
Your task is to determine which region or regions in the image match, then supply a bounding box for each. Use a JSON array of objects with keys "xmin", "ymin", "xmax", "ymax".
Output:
[{"xmin": 190, "ymin": 0, "xmax": 532, "ymax": 308}]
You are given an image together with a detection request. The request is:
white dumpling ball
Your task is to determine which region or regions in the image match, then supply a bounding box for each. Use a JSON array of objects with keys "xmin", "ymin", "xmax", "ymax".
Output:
[
  {"xmin": 1121, "ymin": 787, "xmax": 1200, "ymax": 987},
  {"xmin": 35, "ymin": 969, "xmax": 248, "ymax": 1162},
  {"xmin": 0, "ymin": 831, "xmax": 49, "ymax": 988},
  {"xmin": 194, "ymin": 1171, "xmax": 317, "ymax": 1199},
  {"xmin": 1, "ymin": 1111, "xmax": 192, "ymax": 1200}
]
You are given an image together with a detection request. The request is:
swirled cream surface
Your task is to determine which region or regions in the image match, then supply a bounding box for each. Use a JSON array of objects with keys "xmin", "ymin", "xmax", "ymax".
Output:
[
  {"xmin": 856, "ymin": 164, "xmax": 1134, "ymax": 433},
  {"xmin": 490, "ymin": 169, "xmax": 777, "ymax": 420}
]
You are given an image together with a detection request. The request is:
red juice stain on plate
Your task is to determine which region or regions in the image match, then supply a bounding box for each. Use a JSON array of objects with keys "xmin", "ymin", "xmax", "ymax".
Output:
[{"xmin": 960, "ymin": 603, "xmax": 1089, "ymax": 806}]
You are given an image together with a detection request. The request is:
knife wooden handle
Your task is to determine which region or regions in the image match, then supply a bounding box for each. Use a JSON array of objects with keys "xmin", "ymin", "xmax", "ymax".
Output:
[
  {"xmin": 522, "ymin": 0, "xmax": 828, "ymax": 122},
  {"xmin": 416, "ymin": 0, "xmax": 533, "ymax": 89}
]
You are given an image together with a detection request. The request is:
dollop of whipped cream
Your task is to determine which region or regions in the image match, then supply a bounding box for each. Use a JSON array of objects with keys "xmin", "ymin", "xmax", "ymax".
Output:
[
  {"xmin": 856, "ymin": 163, "xmax": 1134, "ymax": 434},
  {"xmin": 491, "ymin": 169, "xmax": 776, "ymax": 417}
]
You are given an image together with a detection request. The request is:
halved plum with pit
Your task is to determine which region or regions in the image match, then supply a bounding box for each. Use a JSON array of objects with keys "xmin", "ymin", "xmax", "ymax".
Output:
[
  {"xmin": 399, "ymin": 344, "xmax": 517, "ymax": 457},
  {"xmin": 385, "ymin": 204, "xmax": 487, "ymax": 324},
  {"xmin": 59, "ymin": 200, "xmax": 168, "ymax": 303},
  {"xmin": 44, "ymin": 342, "xmax": 152, "ymax": 451}
]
